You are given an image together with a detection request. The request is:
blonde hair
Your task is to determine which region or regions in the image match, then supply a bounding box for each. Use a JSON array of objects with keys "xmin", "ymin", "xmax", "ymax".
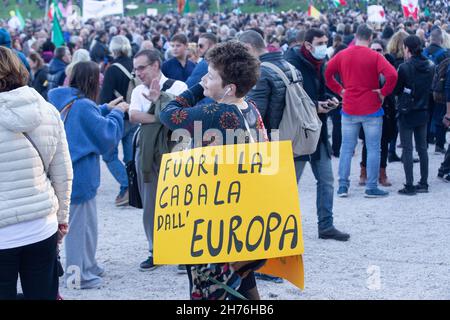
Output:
[{"xmin": 387, "ymin": 30, "xmax": 409, "ymax": 58}]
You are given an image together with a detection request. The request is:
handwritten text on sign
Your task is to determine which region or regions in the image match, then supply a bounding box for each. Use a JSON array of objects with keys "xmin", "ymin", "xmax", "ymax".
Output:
[{"xmin": 154, "ymin": 141, "xmax": 304, "ymax": 264}]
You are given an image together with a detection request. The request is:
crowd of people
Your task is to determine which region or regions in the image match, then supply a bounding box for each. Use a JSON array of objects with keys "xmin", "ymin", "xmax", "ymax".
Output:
[{"xmin": 0, "ymin": 1, "xmax": 450, "ymax": 300}]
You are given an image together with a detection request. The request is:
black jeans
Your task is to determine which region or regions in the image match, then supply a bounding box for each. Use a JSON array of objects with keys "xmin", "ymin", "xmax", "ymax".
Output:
[
  {"xmin": 329, "ymin": 108, "xmax": 342, "ymax": 156},
  {"xmin": 398, "ymin": 123, "xmax": 429, "ymax": 186},
  {"xmin": 0, "ymin": 232, "xmax": 58, "ymax": 300},
  {"xmin": 438, "ymin": 144, "xmax": 450, "ymax": 176}
]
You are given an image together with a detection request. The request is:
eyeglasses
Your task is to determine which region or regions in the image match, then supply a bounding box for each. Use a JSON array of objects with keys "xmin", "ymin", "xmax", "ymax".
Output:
[
  {"xmin": 373, "ymin": 48, "xmax": 383, "ymax": 53},
  {"xmin": 134, "ymin": 64, "xmax": 151, "ymax": 72}
]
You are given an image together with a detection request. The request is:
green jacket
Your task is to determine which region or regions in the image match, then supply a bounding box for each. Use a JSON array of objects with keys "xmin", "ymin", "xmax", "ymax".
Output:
[{"xmin": 139, "ymin": 91, "xmax": 174, "ymax": 182}]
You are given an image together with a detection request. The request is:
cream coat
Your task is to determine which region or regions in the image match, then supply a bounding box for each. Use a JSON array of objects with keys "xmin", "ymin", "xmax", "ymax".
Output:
[{"xmin": 0, "ymin": 86, "xmax": 72, "ymax": 228}]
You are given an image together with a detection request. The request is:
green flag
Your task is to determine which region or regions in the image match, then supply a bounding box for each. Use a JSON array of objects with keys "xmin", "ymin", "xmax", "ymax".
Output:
[
  {"xmin": 52, "ymin": 15, "xmax": 65, "ymax": 47},
  {"xmin": 15, "ymin": 8, "xmax": 25, "ymax": 30},
  {"xmin": 424, "ymin": 7, "xmax": 430, "ymax": 17},
  {"xmin": 184, "ymin": 0, "xmax": 190, "ymax": 14}
]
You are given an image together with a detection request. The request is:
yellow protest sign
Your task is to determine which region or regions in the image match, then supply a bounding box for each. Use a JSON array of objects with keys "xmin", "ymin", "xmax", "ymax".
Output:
[{"xmin": 154, "ymin": 141, "xmax": 304, "ymax": 288}]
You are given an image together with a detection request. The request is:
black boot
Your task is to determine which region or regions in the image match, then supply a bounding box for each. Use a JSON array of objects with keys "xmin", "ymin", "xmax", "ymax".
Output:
[
  {"xmin": 415, "ymin": 182, "xmax": 429, "ymax": 193},
  {"xmin": 398, "ymin": 184, "xmax": 417, "ymax": 195},
  {"xmin": 319, "ymin": 226, "xmax": 350, "ymax": 241},
  {"xmin": 388, "ymin": 152, "xmax": 401, "ymax": 163}
]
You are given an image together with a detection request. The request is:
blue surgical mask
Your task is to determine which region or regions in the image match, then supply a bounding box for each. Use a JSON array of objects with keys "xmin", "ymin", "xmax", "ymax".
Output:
[{"xmin": 312, "ymin": 44, "xmax": 328, "ymax": 60}]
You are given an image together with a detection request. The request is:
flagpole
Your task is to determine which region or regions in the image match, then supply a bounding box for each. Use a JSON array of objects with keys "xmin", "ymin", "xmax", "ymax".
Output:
[{"xmin": 45, "ymin": 0, "xmax": 49, "ymax": 23}]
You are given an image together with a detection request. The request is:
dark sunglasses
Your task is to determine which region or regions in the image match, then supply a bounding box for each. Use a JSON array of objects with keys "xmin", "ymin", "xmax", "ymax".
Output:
[
  {"xmin": 198, "ymin": 44, "xmax": 204, "ymax": 49},
  {"xmin": 373, "ymin": 48, "xmax": 383, "ymax": 52}
]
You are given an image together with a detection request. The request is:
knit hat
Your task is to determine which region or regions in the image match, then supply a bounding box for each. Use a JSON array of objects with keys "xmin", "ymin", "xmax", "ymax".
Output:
[{"xmin": 0, "ymin": 28, "xmax": 12, "ymax": 48}]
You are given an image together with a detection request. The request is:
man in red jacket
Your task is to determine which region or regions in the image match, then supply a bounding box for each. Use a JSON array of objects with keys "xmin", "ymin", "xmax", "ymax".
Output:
[{"xmin": 325, "ymin": 24, "xmax": 398, "ymax": 198}]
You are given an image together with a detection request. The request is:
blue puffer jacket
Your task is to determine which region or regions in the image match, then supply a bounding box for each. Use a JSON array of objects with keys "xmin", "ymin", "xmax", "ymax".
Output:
[{"xmin": 48, "ymin": 87, "xmax": 124, "ymax": 204}]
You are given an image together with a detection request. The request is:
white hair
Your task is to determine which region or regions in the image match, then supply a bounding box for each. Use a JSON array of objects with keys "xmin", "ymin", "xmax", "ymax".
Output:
[
  {"xmin": 65, "ymin": 49, "xmax": 91, "ymax": 78},
  {"xmin": 109, "ymin": 35, "xmax": 132, "ymax": 58}
]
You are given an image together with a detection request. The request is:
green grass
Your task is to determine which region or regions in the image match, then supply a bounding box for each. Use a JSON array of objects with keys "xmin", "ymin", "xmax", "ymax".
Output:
[
  {"xmin": 2, "ymin": 0, "xmax": 401, "ymax": 21},
  {"xmin": 2, "ymin": 0, "xmax": 310, "ymax": 21}
]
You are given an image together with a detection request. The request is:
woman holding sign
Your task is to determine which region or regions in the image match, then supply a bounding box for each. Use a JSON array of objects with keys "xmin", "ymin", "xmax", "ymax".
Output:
[{"xmin": 160, "ymin": 41, "xmax": 267, "ymax": 300}]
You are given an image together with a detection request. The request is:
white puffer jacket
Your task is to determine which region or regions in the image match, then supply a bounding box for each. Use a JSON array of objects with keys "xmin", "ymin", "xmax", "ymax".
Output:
[{"xmin": 0, "ymin": 86, "xmax": 72, "ymax": 228}]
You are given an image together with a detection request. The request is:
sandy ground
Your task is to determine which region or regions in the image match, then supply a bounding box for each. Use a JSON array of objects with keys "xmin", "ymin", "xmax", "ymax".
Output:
[{"xmin": 58, "ymin": 130, "xmax": 450, "ymax": 300}]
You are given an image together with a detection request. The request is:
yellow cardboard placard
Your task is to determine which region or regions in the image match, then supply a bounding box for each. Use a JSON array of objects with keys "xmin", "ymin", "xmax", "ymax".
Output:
[{"xmin": 154, "ymin": 141, "xmax": 304, "ymax": 289}]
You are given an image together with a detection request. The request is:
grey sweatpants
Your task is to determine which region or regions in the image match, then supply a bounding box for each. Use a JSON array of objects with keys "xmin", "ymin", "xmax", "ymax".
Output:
[
  {"xmin": 135, "ymin": 146, "xmax": 160, "ymax": 256},
  {"xmin": 64, "ymin": 198, "xmax": 103, "ymax": 289}
]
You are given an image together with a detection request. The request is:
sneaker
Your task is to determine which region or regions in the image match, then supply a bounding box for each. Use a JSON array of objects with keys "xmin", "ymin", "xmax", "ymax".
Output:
[
  {"xmin": 139, "ymin": 256, "xmax": 159, "ymax": 272},
  {"xmin": 337, "ymin": 186, "xmax": 348, "ymax": 197},
  {"xmin": 445, "ymin": 174, "xmax": 450, "ymax": 183},
  {"xmin": 415, "ymin": 183, "xmax": 429, "ymax": 193},
  {"xmin": 364, "ymin": 188, "xmax": 389, "ymax": 198},
  {"xmin": 177, "ymin": 265, "xmax": 187, "ymax": 274},
  {"xmin": 435, "ymin": 146, "xmax": 446, "ymax": 155},
  {"xmin": 388, "ymin": 153, "xmax": 401, "ymax": 163},
  {"xmin": 254, "ymin": 273, "xmax": 283, "ymax": 283},
  {"xmin": 318, "ymin": 226, "xmax": 350, "ymax": 241},
  {"xmin": 438, "ymin": 172, "xmax": 450, "ymax": 183},
  {"xmin": 115, "ymin": 189, "xmax": 129, "ymax": 207},
  {"xmin": 398, "ymin": 184, "xmax": 417, "ymax": 196}
]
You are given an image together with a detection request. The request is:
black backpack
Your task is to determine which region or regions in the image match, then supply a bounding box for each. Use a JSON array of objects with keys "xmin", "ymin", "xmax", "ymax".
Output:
[
  {"xmin": 431, "ymin": 57, "xmax": 450, "ymax": 104},
  {"xmin": 397, "ymin": 63, "xmax": 416, "ymax": 115}
]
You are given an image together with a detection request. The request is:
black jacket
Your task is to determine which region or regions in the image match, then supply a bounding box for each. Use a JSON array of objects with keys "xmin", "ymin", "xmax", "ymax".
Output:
[
  {"xmin": 247, "ymin": 51, "xmax": 301, "ymax": 134},
  {"xmin": 394, "ymin": 55, "xmax": 435, "ymax": 127},
  {"xmin": 285, "ymin": 46, "xmax": 331, "ymax": 161},
  {"xmin": 99, "ymin": 56, "xmax": 134, "ymax": 104},
  {"xmin": 90, "ymin": 40, "xmax": 110, "ymax": 64},
  {"xmin": 32, "ymin": 65, "xmax": 49, "ymax": 100}
]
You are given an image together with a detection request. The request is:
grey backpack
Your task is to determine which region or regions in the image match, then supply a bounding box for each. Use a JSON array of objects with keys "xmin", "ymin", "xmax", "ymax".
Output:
[{"xmin": 261, "ymin": 62, "xmax": 322, "ymax": 157}]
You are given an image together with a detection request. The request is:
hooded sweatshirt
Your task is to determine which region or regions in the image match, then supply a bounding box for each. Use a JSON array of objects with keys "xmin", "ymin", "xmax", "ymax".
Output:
[
  {"xmin": 394, "ymin": 55, "xmax": 435, "ymax": 127},
  {"xmin": 0, "ymin": 27, "xmax": 31, "ymax": 73},
  {"xmin": 0, "ymin": 86, "xmax": 72, "ymax": 231},
  {"xmin": 48, "ymin": 87, "xmax": 124, "ymax": 204}
]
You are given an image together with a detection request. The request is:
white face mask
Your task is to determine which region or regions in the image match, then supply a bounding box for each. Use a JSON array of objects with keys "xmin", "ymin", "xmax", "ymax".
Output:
[{"xmin": 312, "ymin": 44, "xmax": 328, "ymax": 60}]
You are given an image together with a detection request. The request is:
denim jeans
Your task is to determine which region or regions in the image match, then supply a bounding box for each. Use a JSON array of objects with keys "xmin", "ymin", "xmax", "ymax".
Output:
[
  {"xmin": 103, "ymin": 120, "xmax": 139, "ymax": 194},
  {"xmin": 438, "ymin": 144, "xmax": 450, "ymax": 176},
  {"xmin": 339, "ymin": 115, "xmax": 383, "ymax": 190},
  {"xmin": 294, "ymin": 143, "xmax": 334, "ymax": 232},
  {"xmin": 398, "ymin": 122, "xmax": 428, "ymax": 186},
  {"xmin": 431, "ymin": 103, "xmax": 447, "ymax": 148}
]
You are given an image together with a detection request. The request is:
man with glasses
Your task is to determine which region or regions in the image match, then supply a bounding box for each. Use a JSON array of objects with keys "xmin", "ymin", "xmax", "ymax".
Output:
[
  {"xmin": 129, "ymin": 50, "xmax": 187, "ymax": 271},
  {"xmin": 186, "ymin": 33, "xmax": 218, "ymax": 88}
]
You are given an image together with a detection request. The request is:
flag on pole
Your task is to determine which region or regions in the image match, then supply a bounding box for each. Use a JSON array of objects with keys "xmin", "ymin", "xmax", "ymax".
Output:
[
  {"xmin": 400, "ymin": 0, "xmax": 419, "ymax": 20},
  {"xmin": 183, "ymin": 0, "xmax": 190, "ymax": 14},
  {"xmin": 367, "ymin": 5, "xmax": 386, "ymax": 23},
  {"xmin": 177, "ymin": 0, "xmax": 186, "ymax": 14},
  {"xmin": 308, "ymin": 4, "xmax": 321, "ymax": 19},
  {"xmin": 48, "ymin": 0, "xmax": 64, "ymax": 21},
  {"xmin": 15, "ymin": 8, "xmax": 25, "ymax": 30},
  {"xmin": 52, "ymin": 14, "xmax": 65, "ymax": 47},
  {"xmin": 333, "ymin": 0, "xmax": 347, "ymax": 7}
]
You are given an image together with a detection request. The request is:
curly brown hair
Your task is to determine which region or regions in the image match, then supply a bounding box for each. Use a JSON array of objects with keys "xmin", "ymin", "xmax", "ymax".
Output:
[
  {"xmin": 206, "ymin": 41, "xmax": 260, "ymax": 98},
  {"xmin": 0, "ymin": 47, "xmax": 29, "ymax": 93}
]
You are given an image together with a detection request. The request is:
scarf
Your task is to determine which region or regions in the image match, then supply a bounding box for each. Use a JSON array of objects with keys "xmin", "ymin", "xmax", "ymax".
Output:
[{"xmin": 300, "ymin": 45, "xmax": 324, "ymax": 76}]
